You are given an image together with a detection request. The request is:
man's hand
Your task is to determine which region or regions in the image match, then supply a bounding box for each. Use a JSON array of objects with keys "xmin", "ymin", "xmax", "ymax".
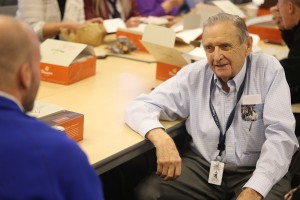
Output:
[
  {"xmin": 87, "ymin": 17, "xmax": 103, "ymax": 24},
  {"xmin": 285, "ymin": 186, "xmax": 300, "ymax": 200},
  {"xmin": 126, "ymin": 17, "xmax": 141, "ymax": 28},
  {"xmin": 146, "ymin": 128, "xmax": 182, "ymax": 181},
  {"xmin": 236, "ymin": 188, "xmax": 263, "ymax": 200},
  {"xmin": 270, "ymin": 6, "xmax": 285, "ymax": 30}
]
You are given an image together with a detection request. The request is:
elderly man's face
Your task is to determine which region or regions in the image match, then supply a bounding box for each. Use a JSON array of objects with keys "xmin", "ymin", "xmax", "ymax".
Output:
[{"xmin": 202, "ymin": 21, "xmax": 251, "ymax": 84}]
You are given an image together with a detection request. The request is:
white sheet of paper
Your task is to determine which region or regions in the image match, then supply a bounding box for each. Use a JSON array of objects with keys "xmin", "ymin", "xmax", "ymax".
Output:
[
  {"xmin": 246, "ymin": 14, "xmax": 273, "ymax": 26},
  {"xmin": 28, "ymin": 101, "xmax": 65, "ymax": 118},
  {"xmin": 187, "ymin": 47, "xmax": 206, "ymax": 59},
  {"xmin": 176, "ymin": 28, "xmax": 203, "ymax": 44},
  {"xmin": 213, "ymin": 1, "xmax": 246, "ymax": 18},
  {"xmin": 103, "ymin": 18, "xmax": 126, "ymax": 33}
]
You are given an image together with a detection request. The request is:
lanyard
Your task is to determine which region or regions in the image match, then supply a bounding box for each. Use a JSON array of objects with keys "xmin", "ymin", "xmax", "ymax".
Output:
[{"xmin": 209, "ymin": 56, "xmax": 251, "ymax": 157}]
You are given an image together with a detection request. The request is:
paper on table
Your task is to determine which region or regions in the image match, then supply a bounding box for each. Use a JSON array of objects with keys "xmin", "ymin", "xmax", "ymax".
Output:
[
  {"xmin": 262, "ymin": 48, "xmax": 288, "ymax": 60},
  {"xmin": 103, "ymin": 18, "xmax": 126, "ymax": 33},
  {"xmin": 28, "ymin": 101, "xmax": 65, "ymax": 118},
  {"xmin": 140, "ymin": 16, "xmax": 169, "ymax": 25},
  {"xmin": 250, "ymin": 33, "xmax": 262, "ymax": 53},
  {"xmin": 176, "ymin": 28, "xmax": 203, "ymax": 44},
  {"xmin": 246, "ymin": 14, "xmax": 274, "ymax": 26},
  {"xmin": 184, "ymin": 46, "xmax": 207, "ymax": 62},
  {"xmin": 212, "ymin": 1, "xmax": 246, "ymax": 18}
]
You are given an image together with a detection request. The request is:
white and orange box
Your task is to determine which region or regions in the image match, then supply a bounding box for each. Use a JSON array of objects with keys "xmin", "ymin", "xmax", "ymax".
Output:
[
  {"xmin": 39, "ymin": 110, "xmax": 84, "ymax": 142},
  {"xmin": 140, "ymin": 25, "xmax": 189, "ymax": 81},
  {"xmin": 28, "ymin": 101, "xmax": 84, "ymax": 142},
  {"xmin": 40, "ymin": 39, "xmax": 96, "ymax": 85}
]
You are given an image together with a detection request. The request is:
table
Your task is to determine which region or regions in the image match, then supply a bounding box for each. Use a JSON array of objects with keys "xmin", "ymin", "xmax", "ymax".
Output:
[
  {"xmin": 37, "ymin": 34, "xmax": 190, "ymax": 174},
  {"xmin": 37, "ymin": 34, "xmax": 291, "ymax": 175}
]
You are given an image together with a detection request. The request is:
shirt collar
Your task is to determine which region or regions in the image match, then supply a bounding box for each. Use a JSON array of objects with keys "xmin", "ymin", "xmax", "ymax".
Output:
[
  {"xmin": 213, "ymin": 58, "xmax": 247, "ymax": 92},
  {"xmin": 0, "ymin": 91, "xmax": 24, "ymax": 112}
]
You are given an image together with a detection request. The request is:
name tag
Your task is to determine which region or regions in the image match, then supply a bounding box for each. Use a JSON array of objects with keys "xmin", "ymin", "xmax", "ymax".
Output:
[{"xmin": 208, "ymin": 161, "xmax": 224, "ymax": 185}]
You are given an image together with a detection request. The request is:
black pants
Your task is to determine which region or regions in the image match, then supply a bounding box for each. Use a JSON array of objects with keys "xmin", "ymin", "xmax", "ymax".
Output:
[{"xmin": 134, "ymin": 150, "xmax": 291, "ymax": 200}]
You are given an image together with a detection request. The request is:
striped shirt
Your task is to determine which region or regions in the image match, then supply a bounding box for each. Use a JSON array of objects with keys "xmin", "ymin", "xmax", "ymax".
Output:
[{"xmin": 125, "ymin": 52, "xmax": 299, "ymax": 197}]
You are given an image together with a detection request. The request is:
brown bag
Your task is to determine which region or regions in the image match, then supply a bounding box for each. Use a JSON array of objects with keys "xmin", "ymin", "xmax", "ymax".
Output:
[{"xmin": 60, "ymin": 22, "xmax": 106, "ymax": 47}]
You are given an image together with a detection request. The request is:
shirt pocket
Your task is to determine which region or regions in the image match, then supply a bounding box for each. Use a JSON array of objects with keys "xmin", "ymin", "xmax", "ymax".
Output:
[{"xmin": 240, "ymin": 119, "xmax": 265, "ymax": 154}]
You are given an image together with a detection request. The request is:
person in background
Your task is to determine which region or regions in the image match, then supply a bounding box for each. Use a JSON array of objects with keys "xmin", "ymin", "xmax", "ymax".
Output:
[
  {"xmin": 0, "ymin": 15, "xmax": 104, "ymax": 200},
  {"xmin": 125, "ymin": 13, "xmax": 298, "ymax": 199},
  {"xmin": 17, "ymin": 0, "xmax": 102, "ymax": 42},
  {"xmin": 270, "ymin": 0, "xmax": 300, "ymax": 103},
  {"xmin": 136, "ymin": 0, "xmax": 184, "ymax": 16},
  {"xmin": 84, "ymin": 0, "xmax": 141, "ymax": 27},
  {"xmin": 271, "ymin": 1, "xmax": 300, "ymax": 198}
]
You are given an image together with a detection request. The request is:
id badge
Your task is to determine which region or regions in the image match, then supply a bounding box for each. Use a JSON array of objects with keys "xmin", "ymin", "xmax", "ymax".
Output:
[{"xmin": 208, "ymin": 161, "xmax": 224, "ymax": 185}]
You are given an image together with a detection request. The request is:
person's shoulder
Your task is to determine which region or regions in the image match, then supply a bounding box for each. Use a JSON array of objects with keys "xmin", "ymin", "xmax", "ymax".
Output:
[
  {"xmin": 251, "ymin": 52, "xmax": 282, "ymax": 70},
  {"xmin": 16, "ymin": 115, "xmax": 85, "ymax": 159},
  {"xmin": 177, "ymin": 59, "xmax": 209, "ymax": 75}
]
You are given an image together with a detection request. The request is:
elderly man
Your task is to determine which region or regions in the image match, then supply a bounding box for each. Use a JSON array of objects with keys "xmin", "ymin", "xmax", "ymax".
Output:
[
  {"xmin": 271, "ymin": 0, "xmax": 300, "ymax": 103},
  {"xmin": 0, "ymin": 15, "xmax": 104, "ymax": 199},
  {"xmin": 125, "ymin": 13, "xmax": 299, "ymax": 199}
]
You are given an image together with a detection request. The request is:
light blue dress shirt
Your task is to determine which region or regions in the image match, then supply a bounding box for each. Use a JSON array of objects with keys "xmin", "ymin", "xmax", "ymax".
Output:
[{"xmin": 125, "ymin": 53, "xmax": 299, "ymax": 197}]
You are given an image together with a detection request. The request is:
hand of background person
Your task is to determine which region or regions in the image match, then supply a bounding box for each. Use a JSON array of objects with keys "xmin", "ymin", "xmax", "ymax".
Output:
[
  {"xmin": 285, "ymin": 186, "xmax": 300, "ymax": 200},
  {"xmin": 43, "ymin": 21, "xmax": 84, "ymax": 39},
  {"xmin": 162, "ymin": 0, "xmax": 184, "ymax": 14},
  {"xmin": 126, "ymin": 17, "xmax": 141, "ymax": 28},
  {"xmin": 270, "ymin": 6, "xmax": 285, "ymax": 30},
  {"xmin": 146, "ymin": 128, "xmax": 182, "ymax": 181},
  {"xmin": 163, "ymin": 15, "xmax": 182, "ymax": 27},
  {"xmin": 60, "ymin": 21, "xmax": 84, "ymax": 31},
  {"xmin": 236, "ymin": 188, "xmax": 263, "ymax": 200},
  {"xmin": 87, "ymin": 17, "xmax": 103, "ymax": 24},
  {"xmin": 167, "ymin": 0, "xmax": 184, "ymax": 7}
]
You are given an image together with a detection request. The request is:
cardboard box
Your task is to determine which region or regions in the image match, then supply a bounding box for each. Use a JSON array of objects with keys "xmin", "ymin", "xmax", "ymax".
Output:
[
  {"xmin": 141, "ymin": 25, "xmax": 189, "ymax": 81},
  {"xmin": 39, "ymin": 110, "xmax": 84, "ymax": 142},
  {"xmin": 40, "ymin": 39, "xmax": 96, "ymax": 85},
  {"xmin": 246, "ymin": 9, "xmax": 283, "ymax": 44},
  {"xmin": 116, "ymin": 28, "xmax": 148, "ymax": 53}
]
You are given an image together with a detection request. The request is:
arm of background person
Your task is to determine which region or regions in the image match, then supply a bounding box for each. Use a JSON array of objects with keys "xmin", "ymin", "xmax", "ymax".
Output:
[
  {"xmin": 136, "ymin": 0, "xmax": 183, "ymax": 16},
  {"xmin": 280, "ymin": 27, "xmax": 300, "ymax": 89},
  {"xmin": 17, "ymin": 0, "xmax": 84, "ymax": 41}
]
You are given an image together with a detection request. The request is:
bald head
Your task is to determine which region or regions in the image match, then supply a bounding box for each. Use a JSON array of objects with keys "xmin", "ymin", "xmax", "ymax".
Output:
[
  {"xmin": 0, "ymin": 15, "xmax": 41, "ymax": 112},
  {"xmin": 0, "ymin": 16, "xmax": 34, "ymax": 86}
]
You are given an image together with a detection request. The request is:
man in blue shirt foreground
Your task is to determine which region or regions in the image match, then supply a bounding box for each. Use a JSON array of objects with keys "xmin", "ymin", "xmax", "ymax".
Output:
[
  {"xmin": 0, "ymin": 15, "xmax": 104, "ymax": 199},
  {"xmin": 125, "ymin": 13, "xmax": 299, "ymax": 199}
]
